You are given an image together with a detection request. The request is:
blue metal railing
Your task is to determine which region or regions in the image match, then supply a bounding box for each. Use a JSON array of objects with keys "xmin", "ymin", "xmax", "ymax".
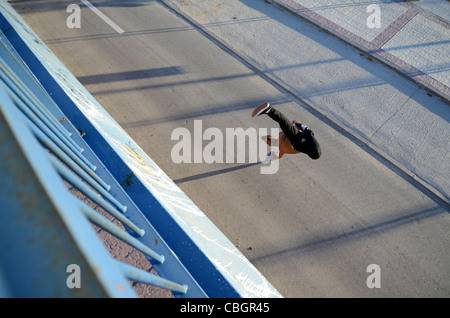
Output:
[
  {"xmin": 0, "ymin": 80, "xmax": 134, "ymax": 297},
  {"xmin": 0, "ymin": 27, "xmax": 204, "ymax": 297}
]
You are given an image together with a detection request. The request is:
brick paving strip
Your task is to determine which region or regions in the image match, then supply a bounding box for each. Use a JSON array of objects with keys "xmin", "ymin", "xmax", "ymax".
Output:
[{"xmin": 265, "ymin": 0, "xmax": 450, "ymax": 103}]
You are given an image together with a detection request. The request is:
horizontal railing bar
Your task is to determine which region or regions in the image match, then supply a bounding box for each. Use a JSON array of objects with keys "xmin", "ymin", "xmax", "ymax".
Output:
[
  {"xmin": 78, "ymin": 201, "xmax": 164, "ymax": 264},
  {"xmin": 116, "ymin": 261, "xmax": 188, "ymax": 295},
  {"xmin": 48, "ymin": 154, "xmax": 145, "ymax": 237},
  {"xmin": 25, "ymin": 117, "xmax": 109, "ymax": 192},
  {"xmin": 24, "ymin": 110, "xmax": 97, "ymax": 173},
  {"xmin": 54, "ymin": 148, "xmax": 126, "ymax": 212},
  {"xmin": 12, "ymin": 92, "xmax": 89, "ymax": 166},
  {"xmin": 48, "ymin": 141, "xmax": 111, "ymax": 191},
  {"xmin": 0, "ymin": 65, "xmax": 82, "ymax": 152},
  {"xmin": 0, "ymin": 62, "xmax": 73, "ymax": 139},
  {"xmin": 12, "ymin": 96, "xmax": 97, "ymax": 171}
]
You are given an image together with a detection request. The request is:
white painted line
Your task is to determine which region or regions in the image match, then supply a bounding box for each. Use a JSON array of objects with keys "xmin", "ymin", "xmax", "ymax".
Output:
[{"xmin": 80, "ymin": 0, "xmax": 125, "ymax": 34}]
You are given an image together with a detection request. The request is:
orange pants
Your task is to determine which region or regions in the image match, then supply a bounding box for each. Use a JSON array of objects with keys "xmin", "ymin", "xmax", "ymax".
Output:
[{"xmin": 263, "ymin": 121, "xmax": 300, "ymax": 159}]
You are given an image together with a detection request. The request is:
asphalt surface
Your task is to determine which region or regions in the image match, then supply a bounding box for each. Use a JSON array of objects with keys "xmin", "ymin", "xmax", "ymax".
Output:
[{"xmin": 10, "ymin": 0, "xmax": 449, "ymax": 297}]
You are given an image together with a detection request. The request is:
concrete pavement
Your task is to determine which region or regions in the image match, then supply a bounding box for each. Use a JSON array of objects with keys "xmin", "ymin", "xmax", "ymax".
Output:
[
  {"xmin": 163, "ymin": 0, "xmax": 450, "ymax": 205},
  {"xmin": 266, "ymin": 0, "xmax": 450, "ymax": 204},
  {"xmin": 266, "ymin": 0, "xmax": 450, "ymax": 103}
]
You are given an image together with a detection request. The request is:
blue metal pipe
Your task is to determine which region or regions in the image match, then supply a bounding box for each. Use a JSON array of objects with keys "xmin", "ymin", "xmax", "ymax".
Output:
[
  {"xmin": 78, "ymin": 201, "xmax": 164, "ymax": 264},
  {"xmin": 15, "ymin": 95, "xmax": 95, "ymax": 171},
  {"xmin": 116, "ymin": 261, "xmax": 187, "ymax": 294},
  {"xmin": 26, "ymin": 118, "xmax": 108, "ymax": 192},
  {"xmin": 0, "ymin": 66, "xmax": 83, "ymax": 154},
  {"xmin": 48, "ymin": 151, "xmax": 126, "ymax": 213},
  {"xmin": 0, "ymin": 61, "xmax": 73, "ymax": 139},
  {"xmin": 48, "ymin": 154, "xmax": 145, "ymax": 237}
]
